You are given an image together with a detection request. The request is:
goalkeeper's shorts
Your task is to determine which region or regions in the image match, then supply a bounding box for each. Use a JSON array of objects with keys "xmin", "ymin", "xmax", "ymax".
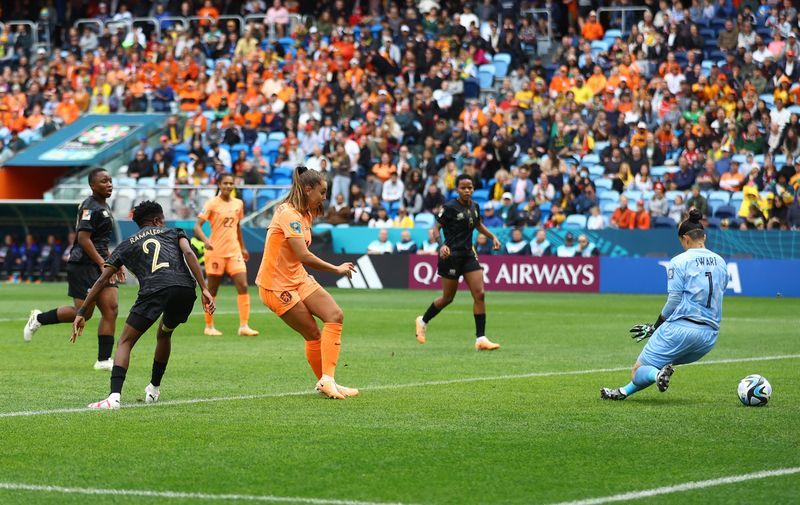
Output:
[{"xmin": 638, "ymin": 319, "xmax": 718, "ymax": 368}]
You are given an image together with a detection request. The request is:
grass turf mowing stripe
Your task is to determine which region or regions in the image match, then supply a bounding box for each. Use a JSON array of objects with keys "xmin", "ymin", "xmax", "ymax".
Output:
[
  {"xmin": 1, "ymin": 354, "xmax": 798, "ymax": 419},
  {"xmin": 544, "ymin": 467, "xmax": 800, "ymax": 505},
  {"xmin": 0, "ymin": 482, "xmax": 422, "ymax": 505}
]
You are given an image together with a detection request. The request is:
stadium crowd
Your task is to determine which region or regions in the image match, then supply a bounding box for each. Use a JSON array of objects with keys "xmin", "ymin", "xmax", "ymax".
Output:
[{"xmin": 2, "ymin": 0, "xmax": 800, "ymax": 236}]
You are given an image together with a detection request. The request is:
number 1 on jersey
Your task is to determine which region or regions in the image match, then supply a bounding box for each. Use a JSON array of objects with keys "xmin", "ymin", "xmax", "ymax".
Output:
[
  {"xmin": 142, "ymin": 239, "xmax": 169, "ymax": 273},
  {"xmin": 705, "ymin": 272, "xmax": 713, "ymax": 308}
]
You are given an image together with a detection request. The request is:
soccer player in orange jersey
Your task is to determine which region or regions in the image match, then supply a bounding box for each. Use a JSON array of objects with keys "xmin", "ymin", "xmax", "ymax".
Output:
[
  {"xmin": 256, "ymin": 166, "xmax": 358, "ymax": 399},
  {"xmin": 193, "ymin": 173, "xmax": 259, "ymax": 336}
]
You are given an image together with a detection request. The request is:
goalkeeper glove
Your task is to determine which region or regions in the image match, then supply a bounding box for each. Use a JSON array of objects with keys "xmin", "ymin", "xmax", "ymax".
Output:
[{"xmin": 629, "ymin": 323, "xmax": 655, "ymax": 343}]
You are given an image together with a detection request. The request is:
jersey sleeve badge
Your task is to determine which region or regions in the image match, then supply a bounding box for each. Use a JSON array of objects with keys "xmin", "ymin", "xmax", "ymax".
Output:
[
  {"xmin": 668, "ymin": 268, "xmax": 674, "ymax": 279},
  {"xmin": 290, "ymin": 221, "xmax": 302, "ymax": 234},
  {"xmin": 81, "ymin": 209, "xmax": 92, "ymax": 220}
]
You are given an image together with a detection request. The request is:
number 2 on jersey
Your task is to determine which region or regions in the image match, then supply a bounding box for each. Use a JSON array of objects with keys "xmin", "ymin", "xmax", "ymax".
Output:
[
  {"xmin": 142, "ymin": 239, "xmax": 169, "ymax": 273},
  {"xmin": 705, "ymin": 272, "xmax": 713, "ymax": 308}
]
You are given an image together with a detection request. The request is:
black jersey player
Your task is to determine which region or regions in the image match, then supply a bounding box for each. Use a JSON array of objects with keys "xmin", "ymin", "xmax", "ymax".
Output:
[
  {"xmin": 24, "ymin": 168, "xmax": 122, "ymax": 370},
  {"xmin": 71, "ymin": 201, "xmax": 214, "ymax": 409},
  {"xmin": 415, "ymin": 174, "xmax": 502, "ymax": 350}
]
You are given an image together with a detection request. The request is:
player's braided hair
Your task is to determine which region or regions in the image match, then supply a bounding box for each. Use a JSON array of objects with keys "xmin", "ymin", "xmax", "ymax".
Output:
[
  {"xmin": 284, "ymin": 166, "xmax": 325, "ymax": 217},
  {"xmin": 132, "ymin": 201, "xmax": 164, "ymax": 227},
  {"xmin": 678, "ymin": 208, "xmax": 705, "ymax": 240}
]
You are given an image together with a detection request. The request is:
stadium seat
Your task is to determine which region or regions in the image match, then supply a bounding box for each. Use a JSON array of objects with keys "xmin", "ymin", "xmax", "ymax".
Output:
[
  {"xmin": 414, "ymin": 212, "xmax": 436, "ymax": 228},
  {"xmin": 581, "ymin": 153, "xmax": 600, "ymax": 166},
  {"xmin": 604, "ymin": 29, "xmax": 622, "ymax": 40},
  {"xmin": 156, "ymin": 177, "xmax": 172, "ymax": 187},
  {"xmin": 601, "ymin": 201, "xmax": 618, "ymax": 214},
  {"xmin": 714, "ymin": 204, "xmax": 737, "ymax": 219},
  {"xmin": 268, "ymin": 131, "xmax": 286, "ymax": 141},
  {"xmin": 708, "ymin": 190, "xmax": 731, "ymax": 203},
  {"xmin": 478, "ymin": 64, "xmax": 495, "ymax": 89},
  {"xmin": 272, "ymin": 177, "xmax": 292, "ymax": 186},
  {"xmin": 138, "ymin": 177, "xmax": 156, "ymax": 187},
  {"xmin": 588, "ymin": 166, "xmax": 605, "ymax": 179},
  {"xmin": 730, "ymin": 192, "xmax": 744, "ymax": 207},
  {"xmin": 116, "ymin": 177, "xmax": 136, "ymax": 187},
  {"xmin": 666, "ymin": 190, "xmax": 685, "ymax": 201},
  {"xmin": 594, "ymin": 179, "xmax": 613, "ymax": 191},
  {"xmin": 652, "ymin": 216, "xmax": 677, "ymax": 228},
  {"xmin": 706, "ymin": 217, "xmax": 722, "ymax": 228},
  {"xmin": 240, "ymin": 188, "xmax": 255, "ymax": 210},
  {"xmin": 264, "ymin": 139, "xmax": 281, "ymax": 154},
  {"xmin": 231, "ymin": 143, "xmax": 250, "ymax": 156},
  {"xmin": 155, "ymin": 189, "xmax": 173, "ymax": 218},
  {"xmin": 594, "ymin": 141, "xmax": 609, "ymax": 153},
  {"xmin": 492, "ymin": 53, "xmax": 511, "ymax": 79},
  {"xmin": 256, "ymin": 132, "xmax": 268, "ymax": 147},
  {"xmin": 651, "ymin": 165, "xmax": 668, "ymax": 179},
  {"xmin": 472, "ymin": 189, "xmax": 489, "ymax": 204},
  {"xmin": 624, "ymin": 190, "xmax": 642, "ymax": 201},
  {"xmin": 759, "ymin": 94, "xmax": 774, "ymax": 107},
  {"xmin": 113, "ymin": 188, "xmax": 137, "ymax": 218},
  {"xmin": 563, "ymin": 214, "xmax": 587, "ymax": 230}
]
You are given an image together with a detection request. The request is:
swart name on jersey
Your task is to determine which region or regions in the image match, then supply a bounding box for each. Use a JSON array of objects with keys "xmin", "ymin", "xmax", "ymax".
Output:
[
  {"xmin": 129, "ymin": 227, "xmax": 165, "ymax": 245},
  {"xmin": 694, "ymin": 256, "xmax": 719, "ymax": 267}
]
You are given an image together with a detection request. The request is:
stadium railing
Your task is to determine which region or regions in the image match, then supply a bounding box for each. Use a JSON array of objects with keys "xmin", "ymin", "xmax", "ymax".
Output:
[{"xmin": 48, "ymin": 183, "xmax": 291, "ymax": 221}]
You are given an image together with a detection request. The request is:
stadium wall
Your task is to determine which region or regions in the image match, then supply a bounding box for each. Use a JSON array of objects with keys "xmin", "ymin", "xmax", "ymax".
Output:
[{"xmin": 241, "ymin": 253, "xmax": 799, "ymax": 298}]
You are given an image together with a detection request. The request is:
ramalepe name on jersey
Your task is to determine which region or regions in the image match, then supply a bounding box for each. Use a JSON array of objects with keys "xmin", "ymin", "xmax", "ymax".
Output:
[
  {"xmin": 694, "ymin": 256, "xmax": 718, "ymax": 267},
  {"xmin": 129, "ymin": 228, "xmax": 165, "ymax": 245}
]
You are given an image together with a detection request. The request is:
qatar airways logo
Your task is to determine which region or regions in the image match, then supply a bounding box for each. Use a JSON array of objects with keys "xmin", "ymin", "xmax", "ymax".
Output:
[{"xmin": 409, "ymin": 257, "xmax": 600, "ymax": 292}]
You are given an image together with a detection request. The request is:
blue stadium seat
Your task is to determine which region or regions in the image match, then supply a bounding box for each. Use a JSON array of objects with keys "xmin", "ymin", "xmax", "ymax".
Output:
[
  {"xmin": 594, "ymin": 141, "xmax": 609, "ymax": 153},
  {"xmin": 714, "ymin": 204, "xmax": 737, "ymax": 219},
  {"xmin": 730, "ymin": 192, "xmax": 744, "ymax": 208},
  {"xmin": 268, "ymin": 131, "xmax": 286, "ymax": 141},
  {"xmin": 563, "ymin": 214, "xmax": 587, "ymax": 230},
  {"xmin": 666, "ymin": 190, "xmax": 685, "ymax": 202},
  {"xmin": 472, "ymin": 189, "xmax": 489, "ymax": 204},
  {"xmin": 604, "ymin": 29, "xmax": 622, "ymax": 40},
  {"xmin": 581, "ymin": 153, "xmax": 600, "ymax": 166},
  {"xmin": 478, "ymin": 65, "xmax": 495, "ymax": 89},
  {"xmin": 708, "ymin": 190, "xmax": 731, "ymax": 203},
  {"xmin": 264, "ymin": 139, "xmax": 281, "ymax": 154},
  {"xmin": 594, "ymin": 179, "xmax": 613, "ymax": 191},
  {"xmin": 624, "ymin": 190, "xmax": 642, "ymax": 201},
  {"xmin": 414, "ymin": 213, "xmax": 436, "ymax": 228},
  {"xmin": 601, "ymin": 201, "xmax": 618, "ymax": 214},
  {"xmin": 652, "ymin": 216, "xmax": 677, "ymax": 228},
  {"xmin": 231, "ymin": 143, "xmax": 250, "ymax": 156},
  {"xmin": 588, "ymin": 166, "xmax": 605, "ymax": 179},
  {"xmin": 651, "ymin": 165, "xmax": 669, "ymax": 179},
  {"xmin": 492, "ymin": 53, "xmax": 511, "ymax": 79}
]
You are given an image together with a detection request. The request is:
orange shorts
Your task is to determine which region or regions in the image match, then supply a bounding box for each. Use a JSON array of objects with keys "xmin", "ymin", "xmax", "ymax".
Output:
[
  {"xmin": 205, "ymin": 254, "xmax": 247, "ymax": 277},
  {"xmin": 259, "ymin": 276, "xmax": 321, "ymax": 316}
]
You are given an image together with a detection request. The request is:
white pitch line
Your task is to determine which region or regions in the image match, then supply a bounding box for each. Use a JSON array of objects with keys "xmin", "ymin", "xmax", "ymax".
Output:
[
  {"xmin": 544, "ymin": 467, "xmax": 800, "ymax": 505},
  {"xmin": 0, "ymin": 482, "xmax": 421, "ymax": 505},
  {"xmin": 1, "ymin": 354, "xmax": 798, "ymax": 419}
]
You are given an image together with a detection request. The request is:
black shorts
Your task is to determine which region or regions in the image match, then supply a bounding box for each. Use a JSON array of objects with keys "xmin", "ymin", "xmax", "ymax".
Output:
[
  {"xmin": 438, "ymin": 253, "xmax": 482, "ymax": 280},
  {"xmin": 127, "ymin": 286, "xmax": 197, "ymax": 333},
  {"xmin": 67, "ymin": 262, "xmax": 118, "ymax": 299}
]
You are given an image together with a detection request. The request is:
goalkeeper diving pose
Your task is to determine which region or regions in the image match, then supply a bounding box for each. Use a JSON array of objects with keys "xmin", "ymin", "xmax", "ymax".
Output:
[{"xmin": 601, "ymin": 209, "xmax": 728, "ymax": 400}]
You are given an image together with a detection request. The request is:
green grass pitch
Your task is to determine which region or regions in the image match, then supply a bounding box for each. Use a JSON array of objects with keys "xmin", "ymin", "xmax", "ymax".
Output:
[{"xmin": 0, "ymin": 283, "xmax": 798, "ymax": 505}]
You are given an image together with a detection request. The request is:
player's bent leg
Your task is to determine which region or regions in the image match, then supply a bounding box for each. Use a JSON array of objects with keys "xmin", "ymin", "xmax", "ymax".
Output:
[
  {"xmin": 88, "ymin": 319, "xmax": 148, "ymax": 409},
  {"xmin": 416, "ymin": 278, "xmax": 459, "ymax": 344},
  {"xmin": 24, "ymin": 299, "xmax": 88, "ymax": 341},
  {"xmin": 303, "ymin": 288, "xmax": 352, "ymax": 399}
]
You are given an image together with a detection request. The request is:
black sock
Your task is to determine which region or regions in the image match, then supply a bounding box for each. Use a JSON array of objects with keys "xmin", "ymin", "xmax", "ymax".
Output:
[
  {"xmin": 37, "ymin": 309, "xmax": 59, "ymax": 325},
  {"xmin": 474, "ymin": 313, "xmax": 486, "ymax": 338},
  {"xmin": 97, "ymin": 335, "xmax": 114, "ymax": 361},
  {"xmin": 110, "ymin": 365, "xmax": 127, "ymax": 395},
  {"xmin": 422, "ymin": 303, "xmax": 441, "ymax": 324},
  {"xmin": 151, "ymin": 360, "xmax": 168, "ymax": 387}
]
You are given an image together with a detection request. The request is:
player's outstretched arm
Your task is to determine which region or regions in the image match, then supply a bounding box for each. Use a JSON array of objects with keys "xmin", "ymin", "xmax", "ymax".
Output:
[
  {"xmin": 287, "ymin": 237, "xmax": 356, "ymax": 278},
  {"xmin": 179, "ymin": 237, "xmax": 215, "ymax": 314},
  {"xmin": 71, "ymin": 265, "xmax": 117, "ymax": 342}
]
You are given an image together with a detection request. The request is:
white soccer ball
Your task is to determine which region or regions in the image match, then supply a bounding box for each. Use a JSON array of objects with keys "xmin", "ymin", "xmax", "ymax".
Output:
[{"xmin": 737, "ymin": 374, "xmax": 772, "ymax": 406}]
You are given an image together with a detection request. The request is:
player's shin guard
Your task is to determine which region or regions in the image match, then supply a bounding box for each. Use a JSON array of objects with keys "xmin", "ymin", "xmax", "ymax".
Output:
[
  {"xmin": 204, "ymin": 307, "xmax": 214, "ymax": 327},
  {"xmin": 98, "ymin": 334, "xmax": 114, "ymax": 361},
  {"xmin": 151, "ymin": 360, "xmax": 168, "ymax": 387},
  {"xmin": 305, "ymin": 339, "xmax": 323, "ymax": 379},
  {"xmin": 621, "ymin": 365, "xmax": 660, "ymax": 396},
  {"xmin": 37, "ymin": 309, "xmax": 60, "ymax": 325},
  {"xmin": 237, "ymin": 293, "xmax": 251, "ymax": 326},
  {"xmin": 422, "ymin": 303, "xmax": 441, "ymax": 324},
  {"xmin": 474, "ymin": 313, "xmax": 486, "ymax": 337},
  {"xmin": 110, "ymin": 365, "xmax": 127, "ymax": 395},
  {"xmin": 321, "ymin": 323, "xmax": 342, "ymax": 379}
]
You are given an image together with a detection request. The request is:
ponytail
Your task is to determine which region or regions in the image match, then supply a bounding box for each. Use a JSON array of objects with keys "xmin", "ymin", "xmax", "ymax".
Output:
[
  {"xmin": 283, "ymin": 166, "xmax": 325, "ymax": 217},
  {"xmin": 678, "ymin": 208, "xmax": 705, "ymax": 239}
]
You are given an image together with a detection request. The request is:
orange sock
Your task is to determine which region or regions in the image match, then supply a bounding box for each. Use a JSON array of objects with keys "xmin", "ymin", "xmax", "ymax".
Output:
[
  {"xmin": 305, "ymin": 339, "xmax": 322, "ymax": 379},
  {"xmin": 204, "ymin": 309, "xmax": 214, "ymax": 328},
  {"xmin": 237, "ymin": 293, "xmax": 251, "ymax": 326},
  {"xmin": 320, "ymin": 322, "xmax": 342, "ymax": 378}
]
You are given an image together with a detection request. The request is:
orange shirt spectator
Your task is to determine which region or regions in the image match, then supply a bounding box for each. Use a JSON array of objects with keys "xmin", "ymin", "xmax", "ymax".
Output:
[
  {"xmin": 587, "ymin": 71, "xmax": 607, "ymax": 95},
  {"xmin": 371, "ymin": 158, "xmax": 397, "ymax": 182},
  {"xmin": 197, "ymin": 0, "xmax": 219, "ymax": 23},
  {"xmin": 581, "ymin": 11, "xmax": 604, "ymax": 40},
  {"xmin": 461, "ymin": 102, "xmax": 487, "ymax": 130},
  {"xmin": 180, "ymin": 83, "xmax": 202, "ymax": 112},
  {"xmin": 611, "ymin": 198, "xmax": 636, "ymax": 229},
  {"xmin": 56, "ymin": 94, "xmax": 81, "ymax": 125},
  {"xmin": 631, "ymin": 201, "xmax": 651, "ymax": 229}
]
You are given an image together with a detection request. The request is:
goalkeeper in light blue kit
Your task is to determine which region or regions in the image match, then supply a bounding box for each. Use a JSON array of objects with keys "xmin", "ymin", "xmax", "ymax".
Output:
[{"xmin": 601, "ymin": 209, "xmax": 729, "ymax": 400}]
